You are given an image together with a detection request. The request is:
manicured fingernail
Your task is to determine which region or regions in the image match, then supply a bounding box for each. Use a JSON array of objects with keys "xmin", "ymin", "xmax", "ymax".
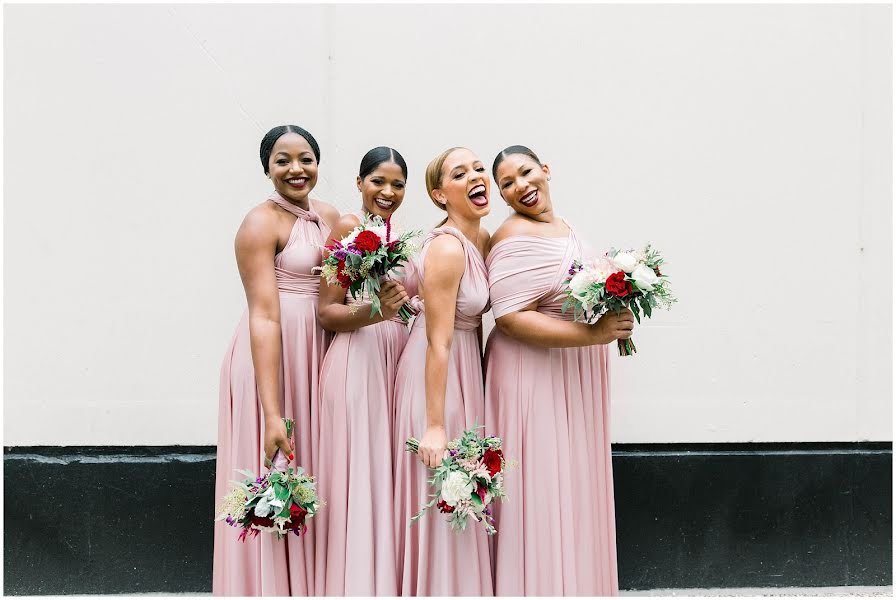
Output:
[{"xmin": 288, "ymin": 453, "xmax": 295, "ymax": 461}]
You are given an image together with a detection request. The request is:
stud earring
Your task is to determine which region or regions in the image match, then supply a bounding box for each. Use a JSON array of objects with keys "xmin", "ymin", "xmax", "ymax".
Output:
[{"xmin": 547, "ymin": 176, "xmax": 552, "ymax": 181}]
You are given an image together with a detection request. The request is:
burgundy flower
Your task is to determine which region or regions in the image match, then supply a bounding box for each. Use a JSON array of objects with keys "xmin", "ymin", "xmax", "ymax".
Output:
[
  {"xmin": 335, "ymin": 258, "xmax": 351, "ymax": 287},
  {"xmin": 288, "ymin": 504, "xmax": 308, "ymax": 531},
  {"xmin": 436, "ymin": 499, "xmax": 455, "ymax": 513},
  {"xmin": 249, "ymin": 514, "xmax": 274, "ymax": 528}
]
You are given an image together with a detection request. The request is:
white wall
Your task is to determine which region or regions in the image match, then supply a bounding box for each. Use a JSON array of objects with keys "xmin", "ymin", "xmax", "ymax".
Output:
[{"xmin": 4, "ymin": 4, "xmax": 891, "ymax": 445}]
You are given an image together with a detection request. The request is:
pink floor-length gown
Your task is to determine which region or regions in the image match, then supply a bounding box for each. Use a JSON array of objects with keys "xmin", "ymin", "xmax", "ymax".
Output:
[
  {"xmin": 213, "ymin": 192, "xmax": 331, "ymax": 596},
  {"xmin": 484, "ymin": 227, "xmax": 619, "ymax": 596},
  {"xmin": 392, "ymin": 226, "xmax": 493, "ymax": 596},
  {"xmin": 314, "ymin": 277, "xmax": 412, "ymax": 595}
]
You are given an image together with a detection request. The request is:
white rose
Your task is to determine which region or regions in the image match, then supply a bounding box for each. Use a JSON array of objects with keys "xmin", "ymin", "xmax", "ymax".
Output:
[
  {"xmin": 367, "ymin": 225, "xmax": 388, "ymax": 240},
  {"xmin": 568, "ymin": 270, "xmax": 593, "ymax": 299},
  {"xmin": 342, "ymin": 227, "xmax": 361, "ymax": 245},
  {"xmin": 631, "ymin": 264, "xmax": 659, "ymax": 291},
  {"xmin": 612, "ymin": 252, "xmax": 638, "ymax": 273},
  {"xmin": 440, "ymin": 471, "xmax": 474, "ymax": 507}
]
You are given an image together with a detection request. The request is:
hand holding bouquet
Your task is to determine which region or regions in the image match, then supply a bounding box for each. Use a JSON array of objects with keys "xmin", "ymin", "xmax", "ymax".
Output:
[
  {"xmin": 318, "ymin": 214, "xmax": 421, "ymax": 322},
  {"xmin": 562, "ymin": 243, "xmax": 676, "ymax": 356},
  {"xmin": 406, "ymin": 426, "xmax": 508, "ymax": 535},
  {"xmin": 216, "ymin": 418, "xmax": 322, "ymax": 541}
]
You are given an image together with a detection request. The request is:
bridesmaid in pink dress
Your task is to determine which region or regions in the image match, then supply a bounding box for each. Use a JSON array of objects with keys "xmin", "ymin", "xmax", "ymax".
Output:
[
  {"xmin": 213, "ymin": 125, "xmax": 340, "ymax": 596},
  {"xmin": 393, "ymin": 147, "xmax": 493, "ymax": 596},
  {"xmin": 483, "ymin": 145, "xmax": 635, "ymax": 596},
  {"xmin": 313, "ymin": 147, "xmax": 412, "ymax": 596}
]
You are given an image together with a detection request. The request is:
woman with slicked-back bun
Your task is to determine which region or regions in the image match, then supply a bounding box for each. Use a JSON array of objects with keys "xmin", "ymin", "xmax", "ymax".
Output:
[
  {"xmin": 313, "ymin": 147, "xmax": 412, "ymax": 595},
  {"xmin": 213, "ymin": 125, "xmax": 340, "ymax": 596},
  {"xmin": 484, "ymin": 145, "xmax": 633, "ymax": 596},
  {"xmin": 392, "ymin": 147, "xmax": 494, "ymax": 596}
]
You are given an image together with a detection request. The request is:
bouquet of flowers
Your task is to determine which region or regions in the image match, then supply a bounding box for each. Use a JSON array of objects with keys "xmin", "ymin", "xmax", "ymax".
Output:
[
  {"xmin": 561, "ymin": 243, "xmax": 676, "ymax": 356},
  {"xmin": 317, "ymin": 214, "xmax": 421, "ymax": 322},
  {"xmin": 405, "ymin": 426, "xmax": 507, "ymax": 535},
  {"xmin": 216, "ymin": 418, "xmax": 321, "ymax": 541}
]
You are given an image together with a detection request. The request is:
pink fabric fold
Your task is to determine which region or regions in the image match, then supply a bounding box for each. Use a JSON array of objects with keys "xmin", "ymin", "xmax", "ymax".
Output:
[
  {"xmin": 483, "ymin": 229, "xmax": 619, "ymax": 596},
  {"xmin": 403, "ymin": 226, "xmax": 489, "ymax": 332},
  {"xmin": 313, "ymin": 309, "xmax": 409, "ymax": 595},
  {"xmin": 213, "ymin": 193, "xmax": 332, "ymax": 596},
  {"xmin": 392, "ymin": 227, "xmax": 493, "ymax": 596}
]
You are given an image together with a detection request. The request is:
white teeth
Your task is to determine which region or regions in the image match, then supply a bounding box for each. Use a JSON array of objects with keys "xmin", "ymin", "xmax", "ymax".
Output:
[
  {"xmin": 522, "ymin": 190, "xmax": 537, "ymax": 204},
  {"xmin": 375, "ymin": 199, "xmax": 393, "ymax": 207},
  {"xmin": 469, "ymin": 184, "xmax": 485, "ymax": 197},
  {"xmin": 287, "ymin": 178, "xmax": 306, "ymax": 184}
]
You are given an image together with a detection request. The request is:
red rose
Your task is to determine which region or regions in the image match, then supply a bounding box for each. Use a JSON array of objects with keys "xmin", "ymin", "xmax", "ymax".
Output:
[
  {"xmin": 335, "ymin": 258, "xmax": 351, "ymax": 287},
  {"xmin": 483, "ymin": 448, "xmax": 503, "ymax": 477},
  {"xmin": 436, "ymin": 499, "xmax": 455, "ymax": 513},
  {"xmin": 605, "ymin": 271, "xmax": 632, "ymax": 297},
  {"xmin": 288, "ymin": 504, "xmax": 308, "ymax": 530},
  {"xmin": 353, "ymin": 230, "xmax": 382, "ymax": 253}
]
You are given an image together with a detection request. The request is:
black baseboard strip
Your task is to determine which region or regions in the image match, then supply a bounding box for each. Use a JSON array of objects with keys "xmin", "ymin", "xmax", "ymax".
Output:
[{"xmin": 4, "ymin": 443, "xmax": 891, "ymax": 595}]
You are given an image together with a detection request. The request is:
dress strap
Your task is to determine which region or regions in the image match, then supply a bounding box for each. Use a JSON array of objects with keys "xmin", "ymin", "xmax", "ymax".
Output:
[{"xmin": 268, "ymin": 191, "xmax": 320, "ymax": 223}]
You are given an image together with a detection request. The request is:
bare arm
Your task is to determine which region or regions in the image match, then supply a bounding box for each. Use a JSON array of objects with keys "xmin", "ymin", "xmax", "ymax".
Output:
[
  {"xmin": 417, "ymin": 235, "xmax": 466, "ymax": 468},
  {"xmin": 489, "ymin": 221, "xmax": 633, "ymax": 348},
  {"xmin": 496, "ymin": 308, "xmax": 600, "ymax": 348},
  {"xmin": 317, "ymin": 214, "xmax": 409, "ymax": 332},
  {"xmin": 496, "ymin": 305, "xmax": 634, "ymax": 348},
  {"xmin": 234, "ymin": 207, "xmax": 293, "ymax": 462},
  {"xmin": 311, "ymin": 198, "xmax": 341, "ymax": 232}
]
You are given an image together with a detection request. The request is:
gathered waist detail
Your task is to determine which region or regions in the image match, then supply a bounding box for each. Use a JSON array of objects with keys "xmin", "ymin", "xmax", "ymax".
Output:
[
  {"xmin": 276, "ymin": 269, "xmax": 321, "ymax": 297},
  {"xmin": 410, "ymin": 309, "xmax": 481, "ymax": 332}
]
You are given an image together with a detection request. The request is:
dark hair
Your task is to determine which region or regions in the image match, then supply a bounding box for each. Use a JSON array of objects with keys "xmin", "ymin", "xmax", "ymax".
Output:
[
  {"xmin": 259, "ymin": 125, "xmax": 321, "ymax": 175},
  {"xmin": 359, "ymin": 146, "xmax": 408, "ymax": 180},
  {"xmin": 491, "ymin": 145, "xmax": 542, "ymax": 181}
]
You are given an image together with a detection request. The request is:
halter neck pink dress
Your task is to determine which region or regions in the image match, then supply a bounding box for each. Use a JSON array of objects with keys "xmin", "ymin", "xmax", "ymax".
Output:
[
  {"xmin": 484, "ymin": 225, "xmax": 618, "ymax": 596},
  {"xmin": 392, "ymin": 226, "xmax": 493, "ymax": 596},
  {"xmin": 213, "ymin": 192, "xmax": 332, "ymax": 596},
  {"xmin": 313, "ymin": 212, "xmax": 413, "ymax": 596}
]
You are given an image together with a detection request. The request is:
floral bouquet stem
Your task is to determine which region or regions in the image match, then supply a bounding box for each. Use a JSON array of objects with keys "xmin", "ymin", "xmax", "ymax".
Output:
[{"xmin": 618, "ymin": 337, "xmax": 637, "ymax": 356}]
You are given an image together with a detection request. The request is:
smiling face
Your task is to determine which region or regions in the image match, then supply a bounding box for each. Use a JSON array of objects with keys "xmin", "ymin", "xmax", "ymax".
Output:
[
  {"xmin": 358, "ymin": 161, "xmax": 406, "ymax": 219},
  {"xmin": 495, "ymin": 153, "xmax": 552, "ymax": 217},
  {"xmin": 431, "ymin": 148, "xmax": 491, "ymax": 220},
  {"xmin": 268, "ymin": 132, "xmax": 319, "ymax": 204}
]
